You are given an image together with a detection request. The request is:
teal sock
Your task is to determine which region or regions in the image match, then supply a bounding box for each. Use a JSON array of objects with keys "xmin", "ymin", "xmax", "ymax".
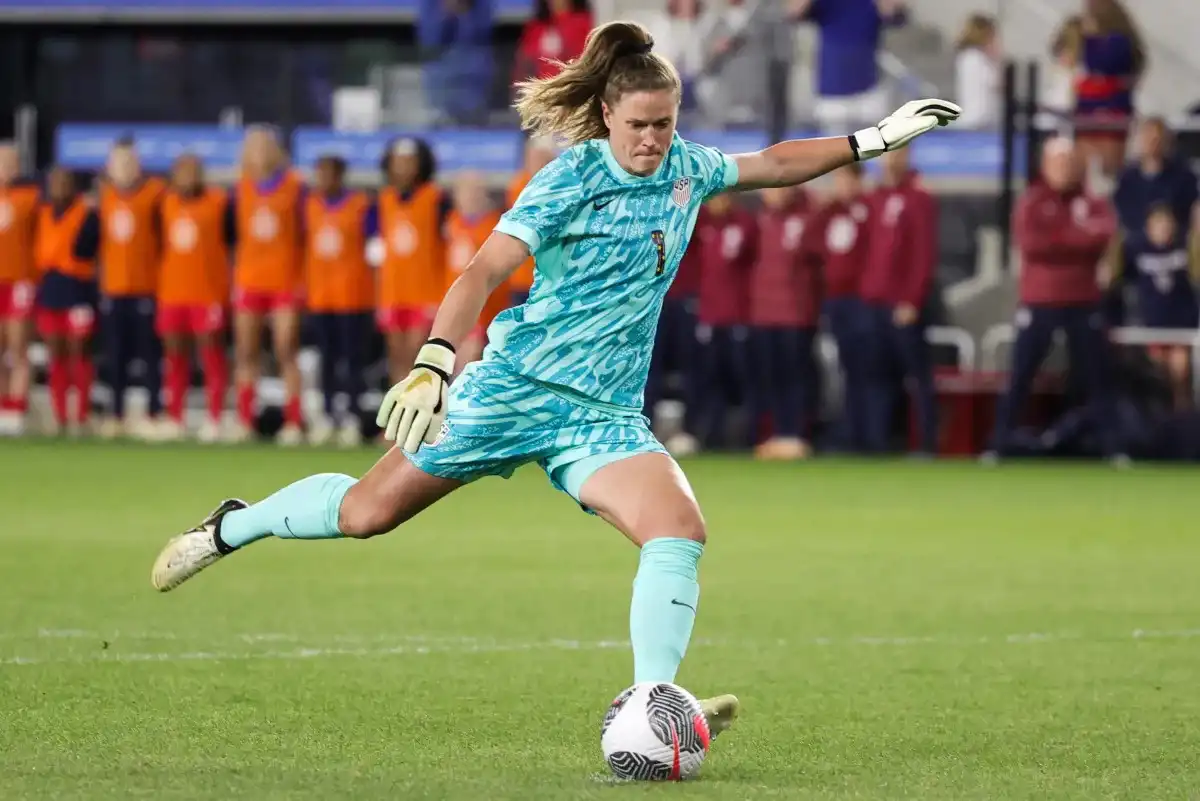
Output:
[
  {"xmin": 629, "ymin": 538, "xmax": 704, "ymax": 684},
  {"xmin": 218, "ymin": 473, "xmax": 356, "ymax": 549}
]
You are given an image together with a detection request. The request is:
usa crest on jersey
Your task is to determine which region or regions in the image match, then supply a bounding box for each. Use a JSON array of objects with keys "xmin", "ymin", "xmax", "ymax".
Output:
[{"xmin": 671, "ymin": 177, "xmax": 692, "ymax": 208}]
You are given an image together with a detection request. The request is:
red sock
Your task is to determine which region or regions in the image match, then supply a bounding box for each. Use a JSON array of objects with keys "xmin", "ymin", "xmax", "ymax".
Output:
[
  {"xmin": 201, "ymin": 345, "xmax": 227, "ymax": 423},
  {"xmin": 0, "ymin": 396, "xmax": 11, "ymax": 412},
  {"xmin": 284, "ymin": 395, "xmax": 303, "ymax": 427},
  {"xmin": 10, "ymin": 394, "xmax": 28, "ymax": 414},
  {"xmin": 49, "ymin": 357, "xmax": 70, "ymax": 427},
  {"xmin": 237, "ymin": 383, "xmax": 255, "ymax": 427},
  {"xmin": 72, "ymin": 354, "xmax": 94, "ymax": 425},
  {"xmin": 166, "ymin": 352, "xmax": 190, "ymax": 422}
]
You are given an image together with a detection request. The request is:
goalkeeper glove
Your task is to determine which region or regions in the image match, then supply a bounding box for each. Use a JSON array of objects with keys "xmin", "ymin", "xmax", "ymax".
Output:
[
  {"xmin": 376, "ymin": 339, "xmax": 455, "ymax": 452},
  {"xmin": 849, "ymin": 99, "xmax": 962, "ymax": 161}
]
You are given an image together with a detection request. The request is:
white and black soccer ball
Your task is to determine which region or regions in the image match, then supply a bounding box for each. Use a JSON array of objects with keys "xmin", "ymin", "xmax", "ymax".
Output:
[{"xmin": 600, "ymin": 682, "xmax": 711, "ymax": 781}]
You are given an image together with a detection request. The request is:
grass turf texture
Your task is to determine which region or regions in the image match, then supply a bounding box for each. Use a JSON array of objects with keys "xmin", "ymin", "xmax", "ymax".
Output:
[{"xmin": 0, "ymin": 441, "xmax": 1197, "ymax": 800}]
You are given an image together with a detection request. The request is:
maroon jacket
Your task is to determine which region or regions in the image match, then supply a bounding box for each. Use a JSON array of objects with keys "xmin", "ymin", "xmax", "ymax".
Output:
[
  {"xmin": 805, "ymin": 195, "xmax": 872, "ymax": 300},
  {"xmin": 752, "ymin": 197, "xmax": 821, "ymax": 327},
  {"xmin": 695, "ymin": 205, "xmax": 756, "ymax": 326},
  {"xmin": 1015, "ymin": 184, "xmax": 1115, "ymax": 306},
  {"xmin": 859, "ymin": 173, "xmax": 937, "ymax": 308},
  {"xmin": 670, "ymin": 216, "xmax": 704, "ymax": 299}
]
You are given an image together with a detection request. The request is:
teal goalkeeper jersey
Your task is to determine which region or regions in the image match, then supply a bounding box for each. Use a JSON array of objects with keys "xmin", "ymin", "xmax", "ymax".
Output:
[{"xmin": 488, "ymin": 133, "xmax": 738, "ymax": 411}]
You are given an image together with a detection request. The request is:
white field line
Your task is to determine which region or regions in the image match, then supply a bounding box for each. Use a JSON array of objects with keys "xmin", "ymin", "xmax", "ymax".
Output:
[{"xmin": 2, "ymin": 628, "xmax": 1199, "ymax": 667}]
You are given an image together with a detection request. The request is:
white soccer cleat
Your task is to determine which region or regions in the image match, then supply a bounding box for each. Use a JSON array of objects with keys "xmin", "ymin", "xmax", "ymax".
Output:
[
  {"xmin": 196, "ymin": 418, "xmax": 223, "ymax": 444},
  {"xmin": 276, "ymin": 422, "xmax": 304, "ymax": 447},
  {"xmin": 97, "ymin": 416, "xmax": 122, "ymax": 440},
  {"xmin": 155, "ymin": 419, "xmax": 187, "ymax": 443},
  {"xmin": 699, "ymin": 694, "xmax": 740, "ymax": 739},
  {"xmin": 337, "ymin": 420, "xmax": 363, "ymax": 448},
  {"xmin": 307, "ymin": 415, "xmax": 335, "ymax": 446},
  {"xmin": 224, "ymin": 420, "xmax": 255, "ymax": 444},
  {"xmin": 151, "ymin": 498, "xmax": 247, "ymax": 592}
]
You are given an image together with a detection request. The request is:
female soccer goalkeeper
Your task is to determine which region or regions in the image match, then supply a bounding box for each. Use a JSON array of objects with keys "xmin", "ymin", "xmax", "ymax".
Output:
[{"xmin": 152, "ymin": 20, "xmax": 959, "ymax": 737}]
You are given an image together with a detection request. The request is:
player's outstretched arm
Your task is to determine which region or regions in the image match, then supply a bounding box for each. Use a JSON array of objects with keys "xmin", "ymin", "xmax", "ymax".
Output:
[
  {"xmin": 731, "ymin": 98, "xmax": 962, "ymax": 190},
  {"xmin": 376, "ymin": 232, "xmax": 529, "ymax": 450}
]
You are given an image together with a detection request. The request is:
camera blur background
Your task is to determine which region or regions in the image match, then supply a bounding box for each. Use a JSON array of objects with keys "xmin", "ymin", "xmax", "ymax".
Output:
[{"xmin": 1, "ymin": 2, "xmax": 1198, "ymax": 800}]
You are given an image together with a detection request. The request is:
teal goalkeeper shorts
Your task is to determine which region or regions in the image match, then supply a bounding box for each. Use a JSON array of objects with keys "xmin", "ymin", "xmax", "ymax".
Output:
[{"xmin": 403, "ymin": 358, "xmax": 667, "ymax": 505}]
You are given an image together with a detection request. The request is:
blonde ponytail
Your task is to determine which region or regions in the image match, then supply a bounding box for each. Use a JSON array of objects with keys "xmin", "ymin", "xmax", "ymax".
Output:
[{"xmin": 514, "ymin": 20, "xmax": 681, "ymax": 145}]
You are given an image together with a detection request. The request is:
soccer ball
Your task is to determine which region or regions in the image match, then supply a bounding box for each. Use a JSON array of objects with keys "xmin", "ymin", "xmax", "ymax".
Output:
[{"xmin": 600, "ymin": 682, "xmax": 711, "ymax": 781}]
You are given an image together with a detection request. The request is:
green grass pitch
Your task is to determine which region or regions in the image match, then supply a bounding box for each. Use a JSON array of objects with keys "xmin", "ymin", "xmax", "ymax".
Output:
[{"xmin": 1, "ymin": 441, "xmax": 1198, "ymax": 800}]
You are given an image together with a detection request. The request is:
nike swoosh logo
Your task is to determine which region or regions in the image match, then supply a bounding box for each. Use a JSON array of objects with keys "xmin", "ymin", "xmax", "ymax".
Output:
[
  {"xmin": 670, "ymin": 599, "xmax": 696, "ymax": 614},
  {"xmin": 283, "ymin": 517, "xmax": 295, "ymax": 537},
  {"xmin": 593, "ymin": 198, "xmax": 614, "ymax": 210}
]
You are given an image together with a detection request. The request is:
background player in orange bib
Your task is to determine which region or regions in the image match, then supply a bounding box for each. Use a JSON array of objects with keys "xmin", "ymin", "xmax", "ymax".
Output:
[
  {"xmin": 373, "ymin": 137, "xmax": 449, "ymax": 385},
  {"xmin": 445, "ymin": 170, "xmax": 505, "ymax": 371},
  {"xmin": 35, "ymin": 166, "xmax": 100, "ymax": 435},
  {"xmin": 304, "ymin": 155, "xmax": 375, "ymax": 447},
  {"xmin": 504, "ymin": 135, "xmax": 557, "ymax": 308},
  {"xmin": 157, "ymin": 154, "xmax": 232, "ymax": 443},
  {"xmin": 0, "ymin": 142, "xmax": 40, "ymax": 434},
  {"xmin": 230, "ymin": 127, "xmax": 306, "ymax": 444},
  {"xmin": 96, "ymin": 139, "xmax": 166, "ymax": 439}
]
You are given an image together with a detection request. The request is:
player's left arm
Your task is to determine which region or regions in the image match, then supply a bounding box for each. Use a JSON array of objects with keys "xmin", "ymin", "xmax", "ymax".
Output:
[{"xmin": 729, "ymin": 99, "xmax": 962, "ymax": 190}]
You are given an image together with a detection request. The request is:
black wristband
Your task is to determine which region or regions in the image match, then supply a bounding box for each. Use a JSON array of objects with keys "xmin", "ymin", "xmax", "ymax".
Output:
[
  {"xmin": 425, "ymin": 337, "xmax": 456, "ymax": 354},
  {"xmin": 847, "ymin": 134, "xmax": 862, "ymax": 162}
]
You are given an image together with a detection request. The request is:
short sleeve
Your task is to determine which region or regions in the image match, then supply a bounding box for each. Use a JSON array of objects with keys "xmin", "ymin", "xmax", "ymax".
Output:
[
  {"xmin": 688, "ymin": 141, "xmax": 739, "ymax": 200},
  {"xmin": 494, "ymin": 153, "xmax": 582, "ymax": 253}
]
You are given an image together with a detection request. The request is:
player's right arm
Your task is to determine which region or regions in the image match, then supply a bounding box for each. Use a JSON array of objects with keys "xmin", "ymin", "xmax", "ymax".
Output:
[{"xmin": 377, "ymin": 154, "xmax": 581, "ymax": 450}]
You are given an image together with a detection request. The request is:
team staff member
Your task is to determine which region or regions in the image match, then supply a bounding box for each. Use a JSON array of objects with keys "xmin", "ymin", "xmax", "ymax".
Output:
[
  {"xmin": 35, "ymin": 167, "xmax": 100, "ymax": 435},
  {"xmin": 229, "ymin": 126, "xmax": 306, "ymax": 444},
  {"xmin": 97, "ymin": 139, "xmax": 166, "ymax": 439},
  {"xmin": 305, "ymin": 155, "xmax": 376, "ymax": 448},
  {"xmin": 504, "ymin": 135, "xmax": 558, "ymax": 307},
  {"xmin": 989, "ymin": 138, "xmax": 1123, "ymax": 461},
  {"xmin": 445, "ymin": 170, "xmax": 506, "ymax": 372},
  {"xmin": 860, "ymin": 147, "xmax": 938, "ymax": 455},
  {"xmin": 0, "ymin": 143, "xmax": 39, "ymax": 434},
  {"xmin": 806, "ymin": 163, "xmax": 871, "ymax": 452},
  {"xmin": 374, "ymin": 137, "xmax": 450, "ymax": 386},
  {"xmin": 751, "ymin": 184, "xmax": 819, "ymax": 460},
  {"xmin": 157, "ymin": 154, "xmax": 233, "ymax": 443}
]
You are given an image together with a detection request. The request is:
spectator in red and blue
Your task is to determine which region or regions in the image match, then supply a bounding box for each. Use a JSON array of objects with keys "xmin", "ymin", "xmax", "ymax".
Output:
[
  {"xmin": 1074, "ymin": 0, "xmax": 1146, "ymax": 177},
  {"xmin": 419, "ymin": 0, "xmax": 495, "ymax": 124},
  {"xmin": 806, "ymin": 163, "xmax": 871, "ymax": 452},
  {"xmin": 1123, "ymin": 203, "xmax": 1198, "ymax": 410},
  {"xmin": 860, "ymin": 147, "xmax": 938, "ymax": 456},
  {"xmin": 989, "ymin": 138, "xmax": 1123, "ymax": 461},
  {"xmin": 514, "ymin": 0, "xmax": 593, "ymax": 84},
  {"xmin": 789, "ymin": 0, "xmax": 908, "ymax": 133}
]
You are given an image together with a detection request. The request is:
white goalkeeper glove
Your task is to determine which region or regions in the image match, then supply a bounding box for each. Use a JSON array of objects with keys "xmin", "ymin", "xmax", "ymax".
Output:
[
  {"xmin": 376, "ymin": 339, "xmax": 455, "ymax": 452},
  {"xmin": 849, "ymin": 99, "xmax": 962, "ymax": 161}
]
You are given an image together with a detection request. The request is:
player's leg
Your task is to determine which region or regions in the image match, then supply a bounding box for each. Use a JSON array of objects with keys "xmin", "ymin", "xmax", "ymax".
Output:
[
  {"xmin": 893, "ymin": 318, "xmax": 938, "ymax": 455},
  {"xmin": 232, "ymin": 307, "xmax": 263, "ymax": 439},
  {"xmin": 151, "ymin": 447, "xmax": 464, "ymax": 591},
  {"xmin": 862, "ymin": 304, "xmax": 896, "ymax": 453},
  {"xmin": 196, "ymin": 306, "xmax": 229, "ymax": 442},
  {"xmin": 135, "ymin": 296, "xmax": 164, "ymax": 433},
  {"xmin": 270, "ymin": 303, "xmax": 304, "ymax": 444},
  {"xmin": 66, "ymin": 321, "xmax": 94, "ymax": 433},
  {"xmin": 575, "ymin": 452, "xmax": 738, "ymax": 735},
  {"xmin": 334, "ymin": 312, "xmax": 368, "ymax": 446},
  {"xmin": 988, "ymin": 308, "xmax": 1057, "ymax": 457},
  {"xmin": 159, "ymin": 326, "xmax": 190, "ymax": 438},
  {"xmin": 1063, "ymin": 306, "xmax": 1122, "ymax": 459},
  {"xmin": 309, "ymin": 312, "xmax": 338, "ymax": 444},
  {"xmin": 1166, "ymin": 345, "xmax": 1192, "ymax": 410},
  {"xmin": 38, "ymin": 312, "xmax": 71, "ymax": 433},
  {"xmin": 100, "ymin": 297, "xmax": 132, "ymax": 437}
]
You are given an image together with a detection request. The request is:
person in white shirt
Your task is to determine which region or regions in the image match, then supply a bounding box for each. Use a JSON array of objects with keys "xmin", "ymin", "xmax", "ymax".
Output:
[{"xmin": 954, "ymin": 13, "xmax": 1001, "ymax": 129}]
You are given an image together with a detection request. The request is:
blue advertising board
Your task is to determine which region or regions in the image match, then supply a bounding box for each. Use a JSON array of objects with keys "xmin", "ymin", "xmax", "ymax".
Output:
[
  {"xmin": 55, "ymin": 124, "xmax": 1024, "ymax": 182},
  {"xmin": 0, "ymin": 0, "xmax": 531, "ymax": 21}
]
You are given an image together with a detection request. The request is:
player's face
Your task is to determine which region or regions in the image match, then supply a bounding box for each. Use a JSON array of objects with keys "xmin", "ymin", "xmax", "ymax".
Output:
[
  {"xmin": 106, "ymin": 147, "xmax": 141, "ymax": 188},
  {"xmin": 833, "ymin": 167, "xmax": 862, "ymax": 201},
  {"xmin": 603, "ymin": 89, "xmax": 679, "ymax": 177},
  {"xmin": 242, "ymin": 132, "xmax": 280, "ymax": 177},
  {"xmin": 453, "ymin": 172, "xmax": 489, "ymax": 217},
  {"xmin": 315, "ymin": 160, "xmax": 341, "ymax": 195},
  {"xmin": 48, "ymin": 167, "xmax": 74, "ymax": 204},
  {"xmin": 171, "ymin": 157, "xmax": 202, "ymax": 193},
  {"xmin": 388, "ymin": 153, "xmax": 419, "ymax": 188},
  {"xmin": 0, "ymin": 146, "xmax": 17, "ymax": 185},
  {"xmin": 760, "ymin": 186, "xmax": 792, "ymax": 209},
  {"xmin": 1042, "ymin": 142, "xmax": 1080, "ymax": 191},
  {"xmin": 1146, "ymin": 211, "xmax": 1175, "ymax": 246}
]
